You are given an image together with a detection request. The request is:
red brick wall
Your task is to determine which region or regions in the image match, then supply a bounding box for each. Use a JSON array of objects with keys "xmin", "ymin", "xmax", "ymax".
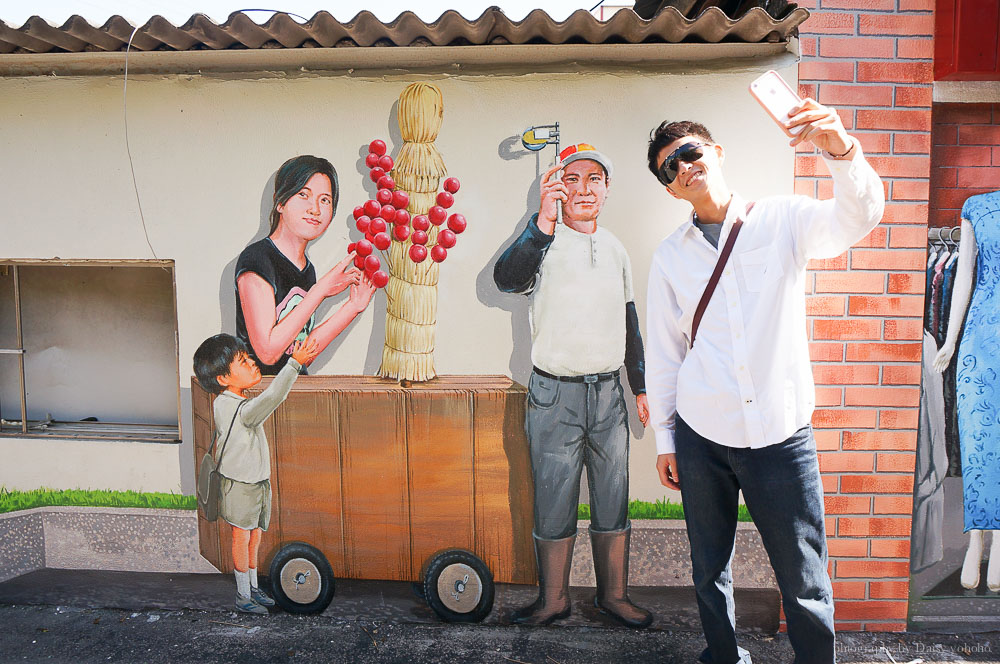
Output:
[
  {"xmin": 930, "ymin": 103, "xmax": 1000, "ymax": 227},
  {"xmin": 797, "ymin": 0, "xmax": 933, "ymax": 632}
]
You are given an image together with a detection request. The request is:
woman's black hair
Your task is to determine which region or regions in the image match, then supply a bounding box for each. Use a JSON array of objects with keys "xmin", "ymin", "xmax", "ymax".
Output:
[
  {"xmin": 269, "ymin": 155, "xmax": 339, "ymax": 235},
  {"xmin": 193, "ymin": 333, "xmax": 250, "ymax": 395}
]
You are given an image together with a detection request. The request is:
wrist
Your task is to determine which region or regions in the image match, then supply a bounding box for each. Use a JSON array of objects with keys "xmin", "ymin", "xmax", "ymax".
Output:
[{"xmin": 826, "ymin": 137, "xmax": 856, "ymax": 159}]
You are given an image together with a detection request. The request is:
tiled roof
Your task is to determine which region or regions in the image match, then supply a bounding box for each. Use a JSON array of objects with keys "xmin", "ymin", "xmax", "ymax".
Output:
[{"xmin": 0, "ymin": 6, "xmax": 809, "ymax": 55}]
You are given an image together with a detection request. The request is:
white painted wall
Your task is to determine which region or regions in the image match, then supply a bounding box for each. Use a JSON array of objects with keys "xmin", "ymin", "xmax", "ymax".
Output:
[{"xmin": 0, "ymin": 59, "xmax": 798, "ymax": 499}]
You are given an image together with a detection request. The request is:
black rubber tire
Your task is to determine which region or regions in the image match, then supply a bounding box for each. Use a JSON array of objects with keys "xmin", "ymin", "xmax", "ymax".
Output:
[
  {"xmin": 423, "ymin": 549, "xmax": 494, "ymax": 623},
  {"xmin": 268, "ymin": 542, "xmax": 335, "ymax": 615}
]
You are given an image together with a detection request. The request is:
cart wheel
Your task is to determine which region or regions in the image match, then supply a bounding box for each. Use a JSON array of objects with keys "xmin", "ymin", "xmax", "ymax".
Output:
[
  {"xmin": 268, "ymin": 542, "xmax": 335, "ymax": 615},
  {"xmin": 423, "ymin": 549, "xmax": 494, "ymax": 623}
]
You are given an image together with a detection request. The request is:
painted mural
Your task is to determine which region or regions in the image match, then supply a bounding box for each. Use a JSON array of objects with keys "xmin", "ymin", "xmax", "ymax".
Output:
[{"xmin": 910, "ymin": 190, "xmax": 1000, "ymax": 625}]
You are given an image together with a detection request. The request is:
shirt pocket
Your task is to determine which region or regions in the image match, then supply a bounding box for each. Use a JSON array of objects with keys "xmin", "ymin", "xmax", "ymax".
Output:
[
  {"xmin": 528, "ymin": 373, "xmax": 561, "ymax": 409},
  {"xmin": 737, "ymin": 246, "xmax": 784, "ymax": 293}
]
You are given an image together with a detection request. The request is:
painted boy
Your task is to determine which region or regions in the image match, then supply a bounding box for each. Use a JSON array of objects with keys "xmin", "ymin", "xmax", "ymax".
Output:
[{"xmin": 193, "ymin": 332, "xmax": 320, "ymax": 614}]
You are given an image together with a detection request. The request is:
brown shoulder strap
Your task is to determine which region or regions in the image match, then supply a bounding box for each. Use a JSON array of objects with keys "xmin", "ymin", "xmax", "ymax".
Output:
[{"xmin": 690, "ymin": 202, "xmax": 755, "ymax": 349}]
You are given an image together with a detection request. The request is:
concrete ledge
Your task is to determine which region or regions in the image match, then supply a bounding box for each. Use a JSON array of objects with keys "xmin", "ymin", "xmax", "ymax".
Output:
[
  {"xmin": 0, "ymin": 507, "xmax": 216, "ymax": 583},
  {"xmin": 571, "ymin": 519, "xmax": 777, "ymax": 589},
  {"xmin": 1, "ymin": 510, "xmax": 777, "ymax": 593}
]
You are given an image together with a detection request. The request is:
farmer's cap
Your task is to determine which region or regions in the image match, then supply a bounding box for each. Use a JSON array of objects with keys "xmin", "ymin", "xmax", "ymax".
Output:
[{"xmin": 559, "ymin": 143, "xmax": 613, "ymax": 180}]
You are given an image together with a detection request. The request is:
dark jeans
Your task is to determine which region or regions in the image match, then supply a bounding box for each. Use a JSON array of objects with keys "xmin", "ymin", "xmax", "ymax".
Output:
[{"xmin": 675, "ymin": 416, "xmax": 835, "ymax": 664}]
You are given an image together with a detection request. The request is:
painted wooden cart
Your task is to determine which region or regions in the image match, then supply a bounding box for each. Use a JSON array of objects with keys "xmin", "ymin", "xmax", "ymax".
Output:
[{"xmin": 192, "ymin": 375, "xmax": 536, "ymax": 621}]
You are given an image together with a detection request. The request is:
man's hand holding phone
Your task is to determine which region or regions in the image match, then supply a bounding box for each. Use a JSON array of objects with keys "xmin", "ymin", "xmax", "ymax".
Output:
[
  {"xmin": 785, "ymin": 98, "xmax": 854, "ymax": 158},
  {"xmin": 751, "ymin": 70, "xmax": 854, "ymax": 158}
]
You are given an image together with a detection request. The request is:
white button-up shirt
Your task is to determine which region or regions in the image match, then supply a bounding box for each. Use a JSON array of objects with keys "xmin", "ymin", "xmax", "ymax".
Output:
[{"xmin": 645, "ymin": 148, "xmax": 884, "ymax": 455}]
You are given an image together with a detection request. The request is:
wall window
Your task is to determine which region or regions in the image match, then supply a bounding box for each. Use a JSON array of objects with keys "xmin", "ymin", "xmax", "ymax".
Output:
[{"xmin": 0, "ymin": 261, "xmax": 179, "ymax": 442}]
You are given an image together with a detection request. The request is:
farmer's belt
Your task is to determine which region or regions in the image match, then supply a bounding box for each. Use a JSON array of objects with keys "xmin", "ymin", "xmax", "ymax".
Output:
[{"xmin": 533, "ymin": 367, "xmax": 619, "ymax": 384}]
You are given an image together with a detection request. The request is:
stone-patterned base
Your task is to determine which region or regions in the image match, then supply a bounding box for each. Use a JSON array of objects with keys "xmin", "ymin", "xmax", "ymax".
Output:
[
  {"xmin": 0, "ymin": 511, "xmax": 45, "ymax": 583},
  {"xmin": 570, "ymin": 520, "xmax": 777, "ymax": 589},
  {"xmin": 0, "ymin": 507, "xmax": 216, "ymax": 584}
]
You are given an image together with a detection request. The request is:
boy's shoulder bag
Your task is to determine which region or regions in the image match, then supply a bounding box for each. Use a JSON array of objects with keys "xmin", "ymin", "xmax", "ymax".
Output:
[{"xmin": 197, "ymin": 399, "xmax": 246, "ymax": 522}]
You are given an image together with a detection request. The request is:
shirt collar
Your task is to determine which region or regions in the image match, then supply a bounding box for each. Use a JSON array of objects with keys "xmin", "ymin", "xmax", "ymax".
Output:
[{"xmin": 682, "ymin": 192, "xmax": 748, "ymax": 236}]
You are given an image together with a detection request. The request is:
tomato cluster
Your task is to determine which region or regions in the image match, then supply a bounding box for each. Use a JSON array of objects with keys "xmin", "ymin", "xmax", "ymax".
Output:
[{"xmin": 347, "ymin": 139, "xmax": 467, "ymax": 289}]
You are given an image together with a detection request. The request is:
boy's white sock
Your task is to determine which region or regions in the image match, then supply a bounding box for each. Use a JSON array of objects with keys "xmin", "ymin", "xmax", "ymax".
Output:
[
  {"xmin": 249, "ymin": 568, "xmax": 259, "ymax": 589},
  {"xmin": 235, "ymin": 570, "xmax": 251, "ymax": 598}
]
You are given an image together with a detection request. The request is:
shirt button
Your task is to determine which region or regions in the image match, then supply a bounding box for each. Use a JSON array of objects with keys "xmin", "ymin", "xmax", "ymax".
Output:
[{"xmin": 746, "ymin": 399, "xmax": 753, "ymax": 404}]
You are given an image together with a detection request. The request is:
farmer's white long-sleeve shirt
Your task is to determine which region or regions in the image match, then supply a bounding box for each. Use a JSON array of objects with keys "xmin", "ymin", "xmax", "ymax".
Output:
[{"xmin": 646, "ymin": 147, "xmax": 884, "ymax": 455}]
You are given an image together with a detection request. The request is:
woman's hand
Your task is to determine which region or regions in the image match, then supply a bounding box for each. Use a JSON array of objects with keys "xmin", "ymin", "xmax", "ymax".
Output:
[
  {"xmin": 933, "ymin": 340, "xmax": 956, "ymax": 373},
  {"xmin": 348, "ymin": 275, "xmax": 377, "ymax": 314},
  {"xmin": 786, "ymin": 98, "xmax": 854, "ymax": 157},
  {"xmin": 316, "ymin": 252, "xmax": 362, "ymax": 298}
]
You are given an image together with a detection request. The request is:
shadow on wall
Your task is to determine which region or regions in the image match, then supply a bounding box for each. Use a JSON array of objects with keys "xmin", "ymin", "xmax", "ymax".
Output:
[{"xmin": 475, "ymin": 134, "xmax": 542, "ymax": 387}]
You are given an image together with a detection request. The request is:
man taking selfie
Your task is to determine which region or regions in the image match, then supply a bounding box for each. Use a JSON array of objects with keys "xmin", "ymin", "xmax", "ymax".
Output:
[{"xmin": 644, "ymin": 94, "xmax": 884, "ymax": 663}]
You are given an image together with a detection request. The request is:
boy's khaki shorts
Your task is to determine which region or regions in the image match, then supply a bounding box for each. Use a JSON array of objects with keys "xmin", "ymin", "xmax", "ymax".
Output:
[{"xmin": 219, "ymin": 477, "xmax": 271, "ymax": 531}]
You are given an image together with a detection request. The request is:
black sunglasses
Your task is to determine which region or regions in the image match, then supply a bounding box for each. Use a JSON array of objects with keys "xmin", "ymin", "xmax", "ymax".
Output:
[{"xmin": 656, "ymin": 142, "xmax": 707, "ymax": 186}]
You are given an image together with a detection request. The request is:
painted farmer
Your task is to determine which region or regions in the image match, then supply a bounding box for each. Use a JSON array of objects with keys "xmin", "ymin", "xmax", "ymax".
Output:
[
  {"xmin": 494, "ymin": 144, "xmax": 651, "ymax": 628},
  {"xmin": 644, "ymin": 101, "xmax": 883, "ymax": 663}
]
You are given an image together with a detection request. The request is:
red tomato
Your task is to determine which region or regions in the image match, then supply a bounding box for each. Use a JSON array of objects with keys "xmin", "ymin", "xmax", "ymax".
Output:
[
  {"xmin": 443, "ymin": 177, "xmax": 461, "ymax": 194},
  {"xmin": 436, "ymin": 191, "xmax": 454, "ymax": 208},
  {"xmin": 364, "ymin": 199, "xmax": 381, "ymax": 217},
  {"xmin": 411, "ymin": 230, "xmax": 428, "ymax": 245},
  {"xmin": 355, "ymin": 239, "xmax": 373, "ymax": 257},
  {"xmin": 369, "ymin": 139, "xmax": 387, "ymax": 156},
  {"xmin": 393, "ymin": 209, "xmax": 410, "ymax": 226},
  {"xmin": 371, "ymin": 270, "xmax": 390, "ymax": 288},
  {"xmin": 356, "ymin": 216, "xmax": 371, "ymax": 233},
  {"xmin": 428, "ymin": 206, "xmax": 447, "ymax": 225},
  {"xmin": 365, "ymin": 153, "xmax": 379, "ymax": 169},
  {"xmin": 377, "ymin": 175, "xmax": 396, "ymax": 191},
  {"xmin": 392, "ymin": 190, "xmax": 410, "ymax": 210},
  {"xmin": 437, "ymin": 229, "xmax": 457, "ymax": 248},
  {"xmin": 373, "ymin": 232, "xmax": 391, "ymax": 251},
  {"xmin": 378, "ymin": 155, "xmax": 394, "ymax": 172},
  {"xmin": 412, "ymin": 214, "xmax": 430, "ymax": 232},
  {"xmin": 447, "ymin": 213, "xmax": 467, "ymax": 234},
  {"xmin": 352, "ymin": 205, "xmax": 365, "ymax": 220},
  {"xmin": 409, "ymin": 244, "xmax": 428, "ymax": 263},
  {"xmin": 376, "ymin": 188, "xmax": 393, "ymax": 206},
  {"xmin": 369, "ymin": 167, "xmax": 385, "ymax": 183},
  {"xmin": 364, "ymin": 255, "xmax": 381, "ymax": 273},
  {"xmin": 393, "ymin": 224, "xmax": 411, "ymax": 242},
  {"xmin": 347, "ymin": 242, "xmax": 357, "ymax": 254},
  {"xmin": 369, "ymin": 218, "xmax": 387, "ymax": 235},
  {"xmin": 354, "ymin": 256, "xmax": 366, "ymax": 269},
  {"xmin": 430, "ymin": 245, "xmax": 448, "ymax": 263}
]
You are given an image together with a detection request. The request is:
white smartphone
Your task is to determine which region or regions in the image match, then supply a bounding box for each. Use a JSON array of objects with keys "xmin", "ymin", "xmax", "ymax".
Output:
[{"xmin": 750, "ymin": 70, "xmax": 804, "ymax": 136}]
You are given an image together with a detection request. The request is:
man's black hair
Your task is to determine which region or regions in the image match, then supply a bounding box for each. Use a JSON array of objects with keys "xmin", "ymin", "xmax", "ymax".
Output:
[
  {"xmin": 269, "ymin": 155, "xmax": 339, "ymax": 235},
  {"xmin": 646, "ymin": 120, "xmax": 715, "ymax": 182},
  {"xmin": 193, "ymin": 333, "xmax": 250, "ymax": 395}
]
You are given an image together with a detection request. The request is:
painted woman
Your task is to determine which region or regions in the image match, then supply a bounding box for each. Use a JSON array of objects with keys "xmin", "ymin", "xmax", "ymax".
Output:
[{"xmin": 236, "ymin": 155, "xmax": 374, "ymax": 373}]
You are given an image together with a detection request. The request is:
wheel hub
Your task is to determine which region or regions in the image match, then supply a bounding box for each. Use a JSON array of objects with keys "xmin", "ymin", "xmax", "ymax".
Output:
[
  {"xmin": 436, "ymin": 562, "xmax": 482, "ymax": 613},
  {"xmin": 279, "ymin": 556, "xmax": 322, "ymax": 603}
]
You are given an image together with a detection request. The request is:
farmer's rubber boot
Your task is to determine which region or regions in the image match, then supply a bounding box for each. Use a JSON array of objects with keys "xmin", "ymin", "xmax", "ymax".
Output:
[
  {"xmin": 591, "ymin": 526, "xmax": 653, "ymax": 629},
  {"xmin": 510, "ymin": 534, "xmax": 575, "ymax": 625}
]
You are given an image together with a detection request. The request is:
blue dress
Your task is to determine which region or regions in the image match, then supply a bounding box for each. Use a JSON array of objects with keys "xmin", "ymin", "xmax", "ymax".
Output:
[{"xmin": 958, "ymin": 191, "xmax": 1000, "ymax": 531}]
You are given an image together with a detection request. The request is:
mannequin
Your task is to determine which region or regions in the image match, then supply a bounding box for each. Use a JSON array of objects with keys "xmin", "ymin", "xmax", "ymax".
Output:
[{"xmin": 933, "ymin": 190, "xmax": 1000, "ymax": 591}]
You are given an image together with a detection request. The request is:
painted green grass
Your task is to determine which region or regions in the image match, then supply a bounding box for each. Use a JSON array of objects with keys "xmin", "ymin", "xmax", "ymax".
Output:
[
  {"xmin": 579, "ymin": 498, "xmax": 753, "ymax": 522},
  {"xmin": 0, "ymin": 487, "xmax": 196, "ymax": 514}
]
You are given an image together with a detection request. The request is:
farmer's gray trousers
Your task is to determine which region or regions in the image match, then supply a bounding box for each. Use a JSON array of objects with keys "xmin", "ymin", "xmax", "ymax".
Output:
[{"xmin": 525, "ymin": 368, "xmax": 630, "ymax": 540}]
